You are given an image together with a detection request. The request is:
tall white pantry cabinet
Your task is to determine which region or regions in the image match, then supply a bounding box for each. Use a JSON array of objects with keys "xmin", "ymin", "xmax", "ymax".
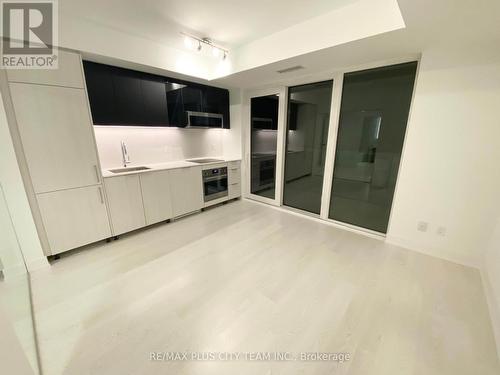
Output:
[{"xmin": 2, "ymin": 50, "xmax": 111, "ymax": 256}]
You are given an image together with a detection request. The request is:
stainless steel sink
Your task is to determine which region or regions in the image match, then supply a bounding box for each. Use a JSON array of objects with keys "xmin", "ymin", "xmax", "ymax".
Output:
[{"xmin": 109, "ymin": 166, "xmax": 151, "ymax": 174}]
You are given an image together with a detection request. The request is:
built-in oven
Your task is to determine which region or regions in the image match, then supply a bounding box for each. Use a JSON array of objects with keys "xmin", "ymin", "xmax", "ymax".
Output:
[{"xmin": 202, "ymin": 167, "xmax": 228, "ymax": 202}]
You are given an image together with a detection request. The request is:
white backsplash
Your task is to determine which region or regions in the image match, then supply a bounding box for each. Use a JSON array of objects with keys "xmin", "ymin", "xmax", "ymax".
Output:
[{"xmin": 94, "ymin": 126, "xmax": 226, "ymax": 169}]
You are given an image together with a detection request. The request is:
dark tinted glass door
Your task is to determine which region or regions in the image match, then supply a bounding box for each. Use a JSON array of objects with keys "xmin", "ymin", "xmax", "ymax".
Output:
[
  {"xmin": 250, "ymin": 95, "xmax": 279, "ymax": 199},
  {"xmin": 329, "ymin": 62, "xmax": 418, "ymax": 233},
  {"xmin": 283, "ymin": 80, "xmax": 333, "ymax": 214}
]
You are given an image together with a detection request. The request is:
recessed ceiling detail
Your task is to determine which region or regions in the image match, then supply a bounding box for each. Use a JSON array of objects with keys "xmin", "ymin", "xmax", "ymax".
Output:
[{"xmin": 276, "ymin": 66, "xmax": 305, "ymax": 74}]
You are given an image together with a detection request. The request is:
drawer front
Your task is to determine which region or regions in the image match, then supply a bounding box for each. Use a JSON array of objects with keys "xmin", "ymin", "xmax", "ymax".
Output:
[
  {"xmin": 228, "ymin": 163, "xmax": 241, "ymax": 185},
  {"xmin": 229, "ymin": 181, "xmax": 241, "ymax": 199}
]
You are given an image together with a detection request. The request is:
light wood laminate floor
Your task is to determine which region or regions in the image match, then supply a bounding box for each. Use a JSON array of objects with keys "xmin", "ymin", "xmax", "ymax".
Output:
[{"xmin": 30, "ymin": 199, "xmax": 499, "ymax": 374}]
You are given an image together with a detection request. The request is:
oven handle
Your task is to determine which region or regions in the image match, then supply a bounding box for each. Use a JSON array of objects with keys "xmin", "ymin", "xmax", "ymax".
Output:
[{"xmin": 203, "ymin": 176, "xmax": 228, "ymax": 182}]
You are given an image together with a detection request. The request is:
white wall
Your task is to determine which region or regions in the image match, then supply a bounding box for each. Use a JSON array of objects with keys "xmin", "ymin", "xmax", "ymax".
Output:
[
  {"xmin": 94, "ymin": 126, "xmax": 226, "ymax": 169},
  {"xmin": 227, "ymin": 0, "xmax": 405, "ymax": 77},
  {"xmin": 387, "ymin": 48, "xmax": 500, "ymax": 268},
  {"xmin": 0, "ymin": 91, "xmax": 48, "ymax": 272}
]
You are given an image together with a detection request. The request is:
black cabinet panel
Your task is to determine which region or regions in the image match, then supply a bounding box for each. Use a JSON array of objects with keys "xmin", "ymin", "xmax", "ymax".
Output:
[
  {"xmin": 166, "ymin": 83, "xmax": 186, "ymax": 127},
  {"xmin": 204, "ymin": 87, "xmax": 230, "ymax": 128},
  {"xmin": 112, "ymin": 69, "xmax": 144, "ymax": 125},
  {"xmin": 181, "ymin": 86, "xmax": 203, "ymax": 113},
  {"xmin": 83, "ymin": 61, "xmax": 116, "ymax": 125},
  {"xmin": 83, "ymin": 61, "xmax": 230, "ymax": 128},
  {"xmin": 141, "ymin": 78, "xmax": 169, "ymax": 126}
]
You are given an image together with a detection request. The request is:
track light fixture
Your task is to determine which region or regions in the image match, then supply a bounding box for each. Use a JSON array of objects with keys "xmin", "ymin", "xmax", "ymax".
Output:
[{"xmin": 181, "ymin": 32, "xmax": 228, "ymax": 60}]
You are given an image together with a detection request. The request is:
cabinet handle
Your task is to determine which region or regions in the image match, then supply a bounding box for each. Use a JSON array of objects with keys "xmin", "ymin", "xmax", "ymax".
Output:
[
  {"xmin": 94, "ymin": 165, "xmax": 100, "ymax": 183},
  {"xmin": 230, "ymin": 168, "xmax": 238, "ymax": 171},
  {"xmin": 98, "ymin": 187, "xmax": 104, "ymax": 204},
  {"xmin": 230, "ymin": 182, "xmax": 239, "ymax": 186}
]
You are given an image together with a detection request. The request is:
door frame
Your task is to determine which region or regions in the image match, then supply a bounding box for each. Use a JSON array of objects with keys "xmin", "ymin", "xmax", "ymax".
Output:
[
  {"xmin": 242, "ymin": 54, "xmax": 421, "ymax": 238},
  {"xmin": 243, "ymin": 87, "xmax": 287, "ymax": 206}
]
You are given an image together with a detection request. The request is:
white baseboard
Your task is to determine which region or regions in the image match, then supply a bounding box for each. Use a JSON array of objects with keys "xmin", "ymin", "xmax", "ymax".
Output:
[
  {"xmin": 385, "ymin": 235, "xmax": 478, "ymax": 269},
  {"xmin": 25, "ymin": 256, "xmax": 49, "ymax": 273},
  {"xmin": 480, "ymin": 268, "xmax": 500, "ymax": 360},
  {"xmin": 1, "ymin": 263, "xmax": 27, "ymax": 280}
]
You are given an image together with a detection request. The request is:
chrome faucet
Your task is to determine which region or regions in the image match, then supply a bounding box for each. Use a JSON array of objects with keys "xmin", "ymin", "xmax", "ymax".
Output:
[{"xmin": 121, "ymin": 141, "xmax": 131, "ymax": 167}]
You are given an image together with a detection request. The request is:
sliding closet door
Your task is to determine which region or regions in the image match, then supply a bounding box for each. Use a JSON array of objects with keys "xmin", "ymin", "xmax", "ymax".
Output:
[
  {"xmin": 250, "ymin": 94, "xmax": 280, "ymax": 201},
  {"xmin": 283, "ymin": 81, "xmax": 333, "ymax": 214},
  {"xmin": 329, "ymin": 62, "xmax": 418, "ymax": 233}
]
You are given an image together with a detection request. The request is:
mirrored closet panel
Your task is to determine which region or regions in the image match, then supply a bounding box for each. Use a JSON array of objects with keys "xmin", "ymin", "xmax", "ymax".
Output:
[
  {"xmin": 283, "ymin": 81, "xmax": 333, "ymax": 214},
  {"xmin": 0, "ymin": 186, "xmax": 40, "ymax": 374},
  {"xmin": 329, "ymin": 62, "xmax": 418, "ymax": 233}
]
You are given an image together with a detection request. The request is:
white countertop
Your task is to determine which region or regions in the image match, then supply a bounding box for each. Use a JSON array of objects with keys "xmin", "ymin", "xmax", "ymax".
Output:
[{"xmin": 102, "ymin": 157, "xmax": 241, "ymax": 178}]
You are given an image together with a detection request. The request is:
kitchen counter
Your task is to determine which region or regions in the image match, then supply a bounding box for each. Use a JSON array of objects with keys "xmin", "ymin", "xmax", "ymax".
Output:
[{"xmin": 102, "ymin": 157, "xmax": 241, "ymax": 178}]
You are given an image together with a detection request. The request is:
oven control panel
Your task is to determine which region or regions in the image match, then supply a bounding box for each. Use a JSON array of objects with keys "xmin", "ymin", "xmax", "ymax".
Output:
[{"xmin": 202, "ymin": 167, "xmax": 227, "ymax": 178}]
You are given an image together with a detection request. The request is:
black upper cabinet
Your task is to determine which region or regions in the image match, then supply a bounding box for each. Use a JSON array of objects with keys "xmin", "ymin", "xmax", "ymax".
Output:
[
  {"xmin": 204, "ymin": 87, "xmax": 230, "ymax": 128},
  {"xmin": 141, "ymin": 78, "xmax": 169, "ymax": 126},
  {"xmin": 83, "ymin": 61, "xmax": 116, "ymax": 125},
  {"xmin": 181, "ymin": 86, "xmax": 203, "ymax": 113},
  {"xmin": 166, "ymin": 83, "xmax": 185, "ymax": 127},
  {"xmin": 112, "ymin": 69, "xmax": 144, "ymax": 125},
  {"xmin": 83, "ymin": 61, "xmax": 231, "ymax": 128}
]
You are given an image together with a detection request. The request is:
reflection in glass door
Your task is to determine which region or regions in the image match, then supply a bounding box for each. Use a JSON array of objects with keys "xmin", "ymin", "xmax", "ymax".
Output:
[
  {"xmin": 283, "ymin": 81, "xmax": 333, "ymax": 214},
  {"xmin": 329, "ymin": 62, "xmax": 418, "ymax": 233},
  {"xmin": 250, "ymin": 95, "xmax": 280, "ymax": 200}
]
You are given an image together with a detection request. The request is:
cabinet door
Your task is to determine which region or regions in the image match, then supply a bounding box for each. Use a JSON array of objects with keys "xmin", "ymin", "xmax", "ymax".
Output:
[
  {"xmin": 181, "ymin": 86, "xmax": 203, "ymax": 112},
  {"xmin": 140, "ymin": 170, "xmax": 173, "ymax": 225},
  {"xmin": 203, "ymin": 87, "xmax": 230, "ymax": 128},
  {"xmin": 7, "ymin": 50, "xmax": 84, "ymax": 88},
  {"xmin": 37, "ymin": 185, "xmax": 111, "ymax": 255},
  {"xmin": 9, "ymin": 83, "xmax": 101, "ymax": 193},
  {"xmin": 112, "ymin": 68, "xmax": 144, "ymax": 125},
  {"xmin": 83, "ymin": 61, "xmax": 117, "ymax": 125},
  {"xmin": 228, "ymin": 161, "xmax": 241, "ymax": 199},
  {"xmin": 141, "ymin": 78, "xmax": 169, "ymax": 126},
  {"xmin": 169, "ymin": 167, "xmax": 203, "ymax": 217},
  {"xmin": 166, "ymin": 86, "xmax": 185, "ymax": 127},
  {"xmin": 104, "ymin": 175, "xmax": 146, "ymax": 236}
]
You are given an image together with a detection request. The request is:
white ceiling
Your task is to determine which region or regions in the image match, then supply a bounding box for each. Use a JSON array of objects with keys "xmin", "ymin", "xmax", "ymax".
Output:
[
  {"xmin": 61, "ymin": 0, "xmax": 359, "ymax": 49},
  {"xmin": 60, "ymin": 0, "xmax": 500, "ymax": 87},
  {"xmin": 214, "ymin": 0, "xmax": 500, "ymax": 87}
]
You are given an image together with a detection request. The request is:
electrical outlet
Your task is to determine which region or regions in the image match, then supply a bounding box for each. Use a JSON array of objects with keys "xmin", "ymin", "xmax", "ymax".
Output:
[
  {"xmin": 417, "ymin": 221, "xmax": 428, "ymax": 232},
  {"xmin": 437, "ymin": 226, "xmax": 446, "ymax": 236}
]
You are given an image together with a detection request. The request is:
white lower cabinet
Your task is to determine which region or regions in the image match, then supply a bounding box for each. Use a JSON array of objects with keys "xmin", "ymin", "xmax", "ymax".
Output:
[
  {"xmin": 36, "ymin": 185, "xmax": 111, "ymax": 255},
  {"xmin": 169, "ymin": 167, "xmax": 204, "ymax": 217},
  {"xmin": 229, "ymin": 181, "xmax": 241, "ymax": 200},
  {"xmin": 228, "ymin": 161, "xmax": 242, "ymax": 199},
  {"xmin": 140, "ymin": 170, "xmax": 173, "ymax": 225},
  {"xmin": 104, "ymin": 175, "xmax": 146, "ymax": 236}
]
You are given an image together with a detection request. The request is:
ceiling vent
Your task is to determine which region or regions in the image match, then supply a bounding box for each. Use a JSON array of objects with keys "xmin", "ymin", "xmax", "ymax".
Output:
[{"xmin": 276, "ymin": 65, "xmax": 305, "ymax": 74}]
